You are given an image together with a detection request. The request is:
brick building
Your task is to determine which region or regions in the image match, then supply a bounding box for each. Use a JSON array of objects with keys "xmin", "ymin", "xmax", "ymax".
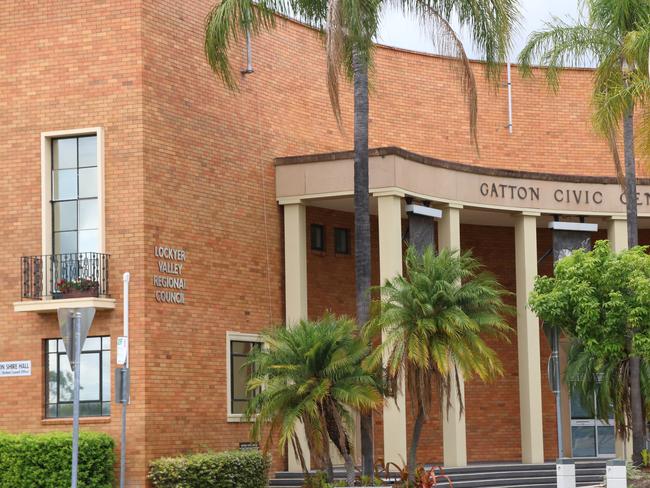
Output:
[{"xmin": 1, "ymin": 1, "xmax": 648, "ymax": 486}]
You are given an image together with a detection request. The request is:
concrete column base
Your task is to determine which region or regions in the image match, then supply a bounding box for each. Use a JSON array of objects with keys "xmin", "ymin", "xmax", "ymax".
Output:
[
  {"xmin": 606, "ymin": 459, "xmax": 627, "ymax": 488},
  {"xmin": 556, "ymin": 458, "xmax": 576, "ymax": 488}
]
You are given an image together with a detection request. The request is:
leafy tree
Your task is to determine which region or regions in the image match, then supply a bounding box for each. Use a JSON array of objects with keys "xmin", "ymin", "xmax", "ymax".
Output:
[
  {"xmin": 518, "ymin": 0, "xmax": 650, "ymax": 463},
  {"xmin": 205, "ymin": 0, "xmax": 518, "ymax": 474},
  {"xmin": 529, "ymin": 240, "xmax": 650, "ymax": 462},
  {"xmin": 565, "ymin": 341, "xmax": 650, "ymax": 445},
  {"xmin": 365, "ymin": 246, "xmax": 512, "ymax": 483},
  {"xmin": 245, "ymin": 314, "xmax": 383, "ymax": 484}
]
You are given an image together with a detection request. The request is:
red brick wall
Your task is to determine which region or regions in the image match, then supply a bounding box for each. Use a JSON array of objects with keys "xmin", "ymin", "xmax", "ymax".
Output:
[
  {"xmin": 2, "ymin": 1, "xmax": 647, "ymax": 485},
  {"xmin": 0, "ymin": 1, "xmax": 147, "ymax": 485}
]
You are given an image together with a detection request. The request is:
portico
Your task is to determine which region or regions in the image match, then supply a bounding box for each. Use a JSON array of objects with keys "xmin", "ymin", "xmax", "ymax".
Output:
[{"xmin": 274, "ymin": 146, "xmax": 650, "ymax": 468}]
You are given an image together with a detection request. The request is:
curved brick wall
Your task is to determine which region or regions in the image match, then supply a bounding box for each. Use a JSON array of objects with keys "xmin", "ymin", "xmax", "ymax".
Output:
[{"xmin": 2, "ymin": 1, "xmax": 647, "ymax": 485}]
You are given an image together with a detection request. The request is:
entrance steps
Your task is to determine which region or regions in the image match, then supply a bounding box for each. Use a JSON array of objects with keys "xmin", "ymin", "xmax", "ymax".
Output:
[{"xmin": 269, "ymin": 459, "xmax": 607, "ymax": 488}]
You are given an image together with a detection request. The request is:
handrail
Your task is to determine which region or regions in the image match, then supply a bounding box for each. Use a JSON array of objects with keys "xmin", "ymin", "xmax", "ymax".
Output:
[{"xmin": 21, "ymin": 252, "xmax": 110, "ymax": 300}]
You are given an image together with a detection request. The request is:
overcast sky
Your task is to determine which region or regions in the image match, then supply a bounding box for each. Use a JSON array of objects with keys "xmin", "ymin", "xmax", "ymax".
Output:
[{"xmin": 378, "ymin": 0, "xmax": 581, "ymax": 62}]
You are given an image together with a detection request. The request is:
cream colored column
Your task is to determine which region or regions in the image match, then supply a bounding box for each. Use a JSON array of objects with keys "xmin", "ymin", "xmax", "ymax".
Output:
[
  {"xmin": 608, "ymin": 216, "xmax": 628, "ymax": 253},
  {"xmin": 615, "ymin": 429, "xmax": 633, "ymax": 461},
  {"xmin": 377, "ymin": 191, "xmax": 408, "ymax": 466},
  {"xmin": 609, "ymin": 215, "xmax": 632, "ymax": 460},
  {"xmin": 515, "ymin": 212, "xmax": 545, "ymax": 464},
  {"xmin": 439, "ymin": 204, "xmax": 467, "ymax": 467},
  {"xmin": 283, "ymin": 201, "xmax": 310, "ymax": 471}
]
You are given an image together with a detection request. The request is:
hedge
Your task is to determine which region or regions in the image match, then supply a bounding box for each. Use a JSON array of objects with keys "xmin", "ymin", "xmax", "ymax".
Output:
[
  {"xmin": 149, "ymin": 449, "xmax": 271, "ymax": 488},
  {"xmin": 0, "ymin": 431, "xmax": 114, "ymax": 488}
]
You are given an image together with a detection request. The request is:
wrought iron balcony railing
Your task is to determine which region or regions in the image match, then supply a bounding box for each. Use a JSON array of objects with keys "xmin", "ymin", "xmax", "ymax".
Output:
[{"xmin": 21, "ymin": 252, "xmax": 110, "ymax": 301}]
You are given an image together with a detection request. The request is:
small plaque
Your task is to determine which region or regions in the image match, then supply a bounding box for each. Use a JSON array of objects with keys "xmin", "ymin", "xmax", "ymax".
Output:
[
  {"xmin": 239, "ymin": 442, "xmax": 259, "ymax": 451},
  {"xmin": 117, "ymin": 337, "xmax": 128, "ymax": 365},
  {"xmin": 0, "ymin": 361, "xmax": 31, "ymax": 377}
]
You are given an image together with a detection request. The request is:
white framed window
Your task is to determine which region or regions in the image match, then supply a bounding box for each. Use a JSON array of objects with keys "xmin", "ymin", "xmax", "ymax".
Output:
[
  {"xmin": 226, "ymin": 331, "xmax": 262, "ymax": 422},
  {"xmin": 41, "ymin": 128, "xmax": 105, "ymax": 256},
  {"xmin": 45, "ymin": 336, "xmax": 111, "ymax": 418}
]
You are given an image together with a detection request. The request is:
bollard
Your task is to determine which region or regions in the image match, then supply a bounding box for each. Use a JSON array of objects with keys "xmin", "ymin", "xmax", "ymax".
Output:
[
  {"xmin": 606, "ymin": 459, "xmax": 626, "ymax": 488},
  {"xmin": 556, "ymin": 458, "xmax": 576, "ymax": 488}
]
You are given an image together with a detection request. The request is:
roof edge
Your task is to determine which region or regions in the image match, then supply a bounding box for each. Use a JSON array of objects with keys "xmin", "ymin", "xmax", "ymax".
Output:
[{"xmin": 275, "ymin": 146, "xmax": 649, "ymax": 185}]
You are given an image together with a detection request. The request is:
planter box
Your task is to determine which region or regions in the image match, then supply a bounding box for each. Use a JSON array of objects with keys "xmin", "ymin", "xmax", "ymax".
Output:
[{"xmin": 53, "ymin": 288, "xmax": 99, "ymax": 300}]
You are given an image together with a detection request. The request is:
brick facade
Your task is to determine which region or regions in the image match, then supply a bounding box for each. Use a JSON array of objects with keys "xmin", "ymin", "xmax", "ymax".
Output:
[{"xmin": 1, "ymin": 1, "xmax": 647, "ymax": 486}]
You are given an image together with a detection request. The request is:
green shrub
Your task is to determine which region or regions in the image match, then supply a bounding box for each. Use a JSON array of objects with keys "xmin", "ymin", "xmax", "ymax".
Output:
[
  {"xmin": 149, "ymin": 449, "xmax": 270, "ymax": 488},
  {"xmin": 0, "ymin": 431, "xmax": 114, "ymax": 488}
]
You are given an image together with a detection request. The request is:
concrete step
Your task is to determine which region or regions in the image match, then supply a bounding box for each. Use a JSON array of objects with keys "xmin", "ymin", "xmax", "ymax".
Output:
[{"xmin": 270, "ymin": 460, "xmax": 608, "ymax": 488}]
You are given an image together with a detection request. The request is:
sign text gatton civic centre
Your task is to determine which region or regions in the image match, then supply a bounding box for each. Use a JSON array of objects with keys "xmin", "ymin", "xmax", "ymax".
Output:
[{"xmin": 478, "ymin": 181, "xmax": 650, "ymax": 207}]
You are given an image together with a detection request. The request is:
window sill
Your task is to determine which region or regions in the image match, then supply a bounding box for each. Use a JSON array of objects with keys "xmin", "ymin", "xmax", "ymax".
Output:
[
  {"xmin": 14, "ymin": 297, "xmax": 116, "ymax": 313},
  {"xmin": 42, "ymin": 416, "xmax": 111, "ymax": 426},
  {"xmin": 227, "ymin": 414, "xmax": 254, "ymax": 423}
]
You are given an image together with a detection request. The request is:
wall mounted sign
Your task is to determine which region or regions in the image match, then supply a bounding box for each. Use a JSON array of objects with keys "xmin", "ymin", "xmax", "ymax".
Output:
[
  {"xmin": 153, "ymin": 245, "xmax": 187, "ymax": 305},
  {"xmin": 239, "ymin": 442, "xmax": 259, "ymax": 451},
  {"xmin": 0, "ymin": 360, "xmax": 31, "ymax": 377},
  {"xmin": 275, "ymin": 153, "xmax": 650, "ymax": 215}
]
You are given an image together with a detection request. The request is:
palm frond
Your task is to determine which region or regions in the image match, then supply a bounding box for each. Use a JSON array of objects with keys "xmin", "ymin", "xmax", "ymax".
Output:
[
  {"xmin": 326, "ymin": 0, "xmax": 345, "ymax": 127},
  {"xmin": 399, "ymin": 1, "xmax": 479, "ymax": 150},
  {"xmin": 244, "ymin": 313, "xmax": 383, "ymax": 461},
  {"xmin": 367, "ymin": 245, "xmax": 512, "ymax": 419},
  {"xmin": 517, "ymin": 19, "xmax": 616, "ymax": 91}
]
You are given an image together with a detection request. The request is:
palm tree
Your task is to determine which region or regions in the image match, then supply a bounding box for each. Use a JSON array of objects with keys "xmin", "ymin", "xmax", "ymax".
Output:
[
  {"xmin": 245, "ymin": 314, "xmax": 383, "ymax": 485},
  {"xmin": 565, "ymin": 340, "xmax": 650, "ymax": 449},
  {"xmin": 365, "ymin": 246, "xmax": 512, "ymax": 483},
  {"xmin": 205, "ymin": 0, "xmax": 518, "ymax": 475},
  {"xmin": 518, "ymin": 0, "xmax": 650, "ymax": 462}
]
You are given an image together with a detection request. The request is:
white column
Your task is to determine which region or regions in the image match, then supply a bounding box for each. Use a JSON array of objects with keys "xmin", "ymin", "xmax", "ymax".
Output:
[
  {"xmin": 608, "ymin": 216, "xmax": 628, "ymax": 253},
  {"xmin": 377, "ymin": 191, "xmax": 407, "ymax": 466},
  {"xmin": 284, "ymin": 202, "xmax": 308, "ymax": 325},
  {"xmin": 439, "ymin": 204, "xmax": 467, "ymax": 467},
  {"xmin": 609, "ymin": 215, "xmax": 632, "ymax": 460},
  {"xmin": 283, "ymin": 201, "xmax": 310, "ymax": 471},
  {"xmin": 515, "ymin": 212, "xmax": 545, "ymax": 464}
]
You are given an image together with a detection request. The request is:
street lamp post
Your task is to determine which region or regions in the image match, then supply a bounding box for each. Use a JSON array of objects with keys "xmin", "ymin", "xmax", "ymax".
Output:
[
  {"xmin": 57, "ymin": 307, "xmax": 96, "ymax": 488},
  {"xmin": 71, "ymin": 311, "xmax": 81, "ymax": 488}
]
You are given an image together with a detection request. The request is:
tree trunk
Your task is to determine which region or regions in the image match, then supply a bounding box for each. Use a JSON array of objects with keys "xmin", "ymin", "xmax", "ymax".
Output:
[
  {"xmin": 408, "ymin": 407, "xmax": 426, "ymax": 485},
  {"xmin": 353, "ymin": 48, "xmax": 374, "ymax": 478},
  {"xmin": 623, "ymin": 105, "xmax": 645, "ymax": 465},
  {"xmin": 624, "ymin": 107, "xmax": 638, "ymax": 248},
  {"xmin": 322, "ymin": 430, "xmax": 335, "ymax": 482}
]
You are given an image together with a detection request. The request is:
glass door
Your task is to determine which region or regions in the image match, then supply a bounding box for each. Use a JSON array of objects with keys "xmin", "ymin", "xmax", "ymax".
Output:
[{"xmin": 570, "ymin": 391, "xmax": 616, "ymax": 457}]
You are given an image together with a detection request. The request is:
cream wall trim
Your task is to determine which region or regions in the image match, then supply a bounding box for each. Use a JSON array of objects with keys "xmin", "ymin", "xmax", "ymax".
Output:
[
  {"xmin": 439, "ymin": 205, "xmax": 467, "ymax": 467},
  {"xmin": 282, "ymin": 203, "xmax": 310, "ymax": 471},
  {"xmin": 277, "ymin": 196, "xmax": 306, "ymax": 205},
  {"xmin": 377, "ymin": 194, "xmax": 408, "ymax": 466},
  {"xmin": 607, "ymin": 217, "xmax": 628, "ymax": 253},
  {"xmin": 226, "ymin": 331, "xmax": 262, "ymax": 423},
  {"xmin": 514, "ymin": 213, "xmax": 545, "ymax": 464},
  {"xmin": 13, "ymin": 297, "xmax": 116, "ymax": 313},
  {"xmin": 371, "ymin": 188, "xmax": 406, "ymax": 198},
  {"xmin": 41, "ymin": 127, "xmax": 105, "ymax": 255},
  {"xmin": 275, "ymin": 154, "xmax": 650, "ymax": 217}
]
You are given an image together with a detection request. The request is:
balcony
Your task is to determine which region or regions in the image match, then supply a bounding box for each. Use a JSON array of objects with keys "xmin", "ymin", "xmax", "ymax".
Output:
[{"xmin": 14, "ymin": 252, "xmax": 115, "ymax": 313}]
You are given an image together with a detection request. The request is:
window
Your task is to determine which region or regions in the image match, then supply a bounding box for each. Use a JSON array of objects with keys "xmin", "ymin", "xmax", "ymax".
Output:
[
  {"xmin": 310, "ymin": 224, "xmax": 325, "ymax": 251},
  {"xmin": 334, "ymin": 227, "xmax": 350, "ymax": 254},
  {"xmin": 227, "ymin": 333, "xmax": 262, "ymax": 419},
  {"xmin": 45, "ymin": 336, "xmax": 111, "ymax": 418},
  {"xmin": 51, "ymin": 135, "xmax": 99, "ymax": 255}
]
